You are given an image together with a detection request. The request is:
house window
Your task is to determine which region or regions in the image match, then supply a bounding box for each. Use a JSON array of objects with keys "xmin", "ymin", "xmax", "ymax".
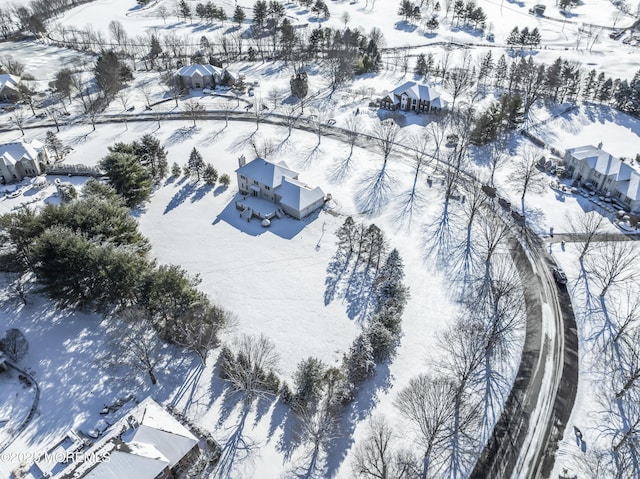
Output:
[
  {"xmin": 240, "ymin": 175, "xmax": 246, "ymax": 180},
  {"xmin": 624, "ymin": 197, "xmax": 632, "ymax": 204},
  {"xmin": 593, "ymin": 171, "xmax": 602, "ymax": 179},
  {"xmin": 265, "ymin": 186, "xmax": 270, "ymax": 190},
  {"xmin": 614, "ymin": 191, "xmax": 622, "ymax": 199},
  {"xmin": 253, "ymin": 180, "xmax": 258, "ymax": 185}
]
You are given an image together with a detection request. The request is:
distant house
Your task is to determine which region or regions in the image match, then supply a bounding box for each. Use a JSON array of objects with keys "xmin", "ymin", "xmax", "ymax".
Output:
[
  {"xmin": 235, "ymin": 156, "xmax": 326, "ymax": 219},
  {"xmin": 0, "ymin": 73, "xmax": 20, "ymax": 102},
  {"xmin": 31, "ymin": 397, "xmax": 201, "ymax": 479},
  {"xmin": 175, "ymin": 64, "xmax": 235, "ymax": 90},
  {"xmin": 380, "ymin": 81, "xmax": 447, "ymax": 113},
  {"xmin": 564, "ymin": 144, "xmax": 640, "ymax": 212},
  {"xmin": 0, "ymin": 139, "xmax": 50, "ymax": 184}
]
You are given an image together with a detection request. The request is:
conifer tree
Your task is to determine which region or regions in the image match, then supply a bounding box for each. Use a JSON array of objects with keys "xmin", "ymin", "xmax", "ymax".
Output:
[{"xmin": 188, "ymin": 147, "xmax": 205, "ymax": 182}]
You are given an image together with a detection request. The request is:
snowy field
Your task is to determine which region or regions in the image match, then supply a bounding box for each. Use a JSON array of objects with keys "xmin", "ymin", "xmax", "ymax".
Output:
[
  {"xmin": 0, "ymin": 0, "xmax": 638, "ymax": 475},
  {"xmin": 39, "ymin": 0, "xmax": 640, "ymax": 80},
  {"xmin": 0, "ymin": 116, "xmax": 461, "ymax": 477},
  {"xmin": 0, "ymin": 104, "xmax": 636, "ymax": 475}
]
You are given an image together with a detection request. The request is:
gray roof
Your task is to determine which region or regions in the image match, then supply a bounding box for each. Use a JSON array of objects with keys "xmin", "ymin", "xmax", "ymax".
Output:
[
  {"xmin": 617, "ymin": 172, "xmax": 640, "ymax": 202},
  {"xmin": 125, "ymin": 425, "xmax": 197, "ymax": 468},
  {"xmin": 0, "ymin": 139, "xmax": 44, "ymax": 164},
  {"xmin": 83, "ymin": 451, "xmax": 168, "ymax": 479},
  {"xmin": 177, "ymin": 64, "xmax": 222, "ymax": 78},
  {"xmin": 277, "ymin": 177, "xmax": 325, "ymax": 211},
  {"xmin": 236, "ymin": 158, "xmax": 298, "ymax": 189},
  {"xmin": 391, "ymin": 81, "xmax": 442, "ymax": 102},
  {"xmin": 0, "ymin": 73, "xmax": 19, "ymax": 93}
]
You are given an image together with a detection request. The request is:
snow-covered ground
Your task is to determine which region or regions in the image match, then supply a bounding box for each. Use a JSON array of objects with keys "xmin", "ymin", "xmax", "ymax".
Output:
[
  {"xmin": 0, "ymin": 115, "xmax": 460, "ymax": 477},
  {"xmin": 0, "ymin": 0, "xmax": 638, "ymax": 475},
  {"xmin": 549, "ymin": 239, "xmax": 640, "ymax": 478}
]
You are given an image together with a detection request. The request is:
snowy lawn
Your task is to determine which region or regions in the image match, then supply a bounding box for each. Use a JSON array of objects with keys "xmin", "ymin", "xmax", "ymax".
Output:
[
  {"xmin": 0, "ymin": 116, "xmax": 460, "ymax": 477},
  {"xmin": 0, "ymin": 371, "xmax": 36, "ymax": 449}
]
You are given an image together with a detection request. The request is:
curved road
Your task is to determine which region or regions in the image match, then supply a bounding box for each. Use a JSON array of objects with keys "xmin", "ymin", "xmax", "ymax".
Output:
[{"xmin": 0, "ymin": 109, "xmax": 578, "ymax": 478}]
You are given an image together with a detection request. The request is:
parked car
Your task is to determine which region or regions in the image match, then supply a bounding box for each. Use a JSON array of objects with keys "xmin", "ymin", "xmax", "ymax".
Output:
[{"xmin": 553, "ymin": 267, "xmax": 568, "ymax": 285}]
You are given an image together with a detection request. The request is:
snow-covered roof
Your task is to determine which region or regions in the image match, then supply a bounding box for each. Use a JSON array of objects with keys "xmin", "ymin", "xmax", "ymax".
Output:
[
  {"xmin": 82, "ymin": 451, "xmax": 168, "ymax": 479},
  {"xmin": 177, "ymin": 64, "xmax": 222, "ymax": 78},
  {"xmin": 236, "ymin": 158, "xmax": 298, "ymax": 189},
  {"xmin": 0, "ymin": 152, "xmax": 17, "ymax": 166},
  {"xmin": 616, "ymin": 172, "xmax": 640, "ymax": 202},
  {"xmin": 567, "ymin": 145, "xmax": 614, "ymax": 170},
  {"xmin": 125, "ymin": 425, "xmax": 197, "ymax": 467},
  {"xmin": 0, "ymin": 139, "xmax": 44, "ymax": 164},
  {"xmin": 392, "ymin": 81, "xmax": 442, "ymax": 102},
  {"xmin": 0, "ymin": 73, "xmax": 19, "ymax": 92},
  {"xmin": 276, "ymin": 177, "xmax": 325, "ymax": 211}
]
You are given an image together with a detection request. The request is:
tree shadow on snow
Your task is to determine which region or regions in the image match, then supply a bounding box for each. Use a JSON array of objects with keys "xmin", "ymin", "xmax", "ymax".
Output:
[
  {"xmin": 355, "ymin": 167, "xmax": 396, "ymax": 217},
  {"xmin": 324, "ymin": 364, "xmax": 393, "ymax": 477},
  {"xmin": 166, "ymin": 126, "xmax": 198, "ymax": 145}
]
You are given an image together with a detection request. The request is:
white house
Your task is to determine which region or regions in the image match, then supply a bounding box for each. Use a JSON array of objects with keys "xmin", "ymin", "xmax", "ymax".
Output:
[
  {"xmin": 380, "ymin": 81, "xmax": 447, "ymax": 113},
  {"xmin": 0, "ymin": 139, "xmax": 50, "ymax": 184},
  {"xmin": 0, "ymin": 73, "xmax": 20, "ymax": 102},
  {"xmin": 175, "ymin": 64, "xmax": 235, "ymax": 90},
  {"xmin": 235, "ymin": 156, "xmax": 326, "ymax": 219},
  {"xmin": 564, "ymin": 144, "xmax": 640, "ymax": 212},
  {"xmin": 32, "ymin": 397, "xmax": 200, "ymax": 479}
]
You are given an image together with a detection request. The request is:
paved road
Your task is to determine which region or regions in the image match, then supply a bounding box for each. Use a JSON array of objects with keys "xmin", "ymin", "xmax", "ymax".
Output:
[{"xmin": 470, "ymin": 211, "xmax": 578, "ymax": 479}]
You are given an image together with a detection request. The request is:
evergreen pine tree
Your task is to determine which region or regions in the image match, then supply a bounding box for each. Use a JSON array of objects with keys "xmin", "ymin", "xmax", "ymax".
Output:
[
  {"xmin": 219, "ymin": 174, "xmax": 231, "ymax": 186},
  {"xmin": 137, "ymin": 134, "xmax": 168, "ymax": 181},
  {"xmin": 583, "ymin": 69, "xmax": 597, "ymax": 100},
  {"xmin": 203, "ymin": 164, "xmax": 218, "ymax": 185},
  {"xmin": 233, "ymin": 5, "xmax": 246, "ymax": 25},
  {"xmin": 478, "ymin": 50, "xmax": 493, "ymax": 86},
  {"xmin": 99, "ymin": 152, "xmax": 153, "ymax": 208},
  {"xmin": 171, "ymin": 162, "xmax": 181, "ymax": 177},
  {"xmin": 544, "ymin": 58, "xmax": 564, "ymax": 102},
  {"xmin": 598, "ymin": 77, "xmax": 613, "ymax": 103},
  {"xmin": 613, "ymin": 80, "xmax": 630, "ymax": 110},
  {"xmin": 45, "ymin": 130, "xmax": 65, "ymax": 162},
  {"xmin": 179, "ymin": 0, "xmax": 191, "ymax": 21},
  {"xmin": 506, "ymin": 27, "xmax": 520, "ymax": 48},
  {"xmin": 494, "ymin": 55, "xmax": 508, "ymax": 89},
  {"xmin": 415, "ymin": 53, "xmax": 428, "ymax": 77},
  {"xmin": 627, "ymin": 70, "xmax": 640, "ymax": 115},
  {"xmin": 519, "ymin": 26, "xmax": 529, "ymax": 49},
  {"xmin": 594, "ymin": 72, "xmax": 606, "ymax": 99},
  {"xmin": 188, "ymin": 147, "xmax": 205, "ymax": 181}
]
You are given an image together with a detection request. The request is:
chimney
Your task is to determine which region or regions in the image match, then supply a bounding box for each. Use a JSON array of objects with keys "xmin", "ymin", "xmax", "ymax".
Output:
[
  {"xmin": 238, "ymin": 155, "xmax": 246, "ymax": 168},
  {"xmin": 597, "ymin": 141, "xmax": 603, "ymax": 149}
]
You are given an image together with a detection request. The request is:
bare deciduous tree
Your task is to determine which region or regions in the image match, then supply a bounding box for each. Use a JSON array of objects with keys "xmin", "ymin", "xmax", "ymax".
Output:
[
  {"xmin": 11, "ymin": 108, "xmax": 27, "ymax": 135},
  {"xmin": 183, "ymin": 99, "xmax": 205, "ymax": 127},
  {"xmin": 351, "ymin": 415, "xmax": 419, "ymax": 479},
  {"xmin": 221, "ymin": 333, "xmax": 280, "ymax": 404},
  {"xmin": 372, "ymin": 119, "xmax": 403, "ymax": 168},
  {"xmin": 507, "ymin": 146, "xmax": 546, "ymax": 215},
  {"xmin": 344, "ymin": 113, "xmax": 362, "ymax": 160},
  {"xmin": 104, "ymin": 308, "xmax": 162, "ymax": 385},
  {"xmin": 395, "ymin": 375, "xmax": 457, "ymax": 477},
  {"xmin": 567, "ymin": 211, "xmax": 606, "ymax": 261},
  {"xmin": 586, "ymin": 241, "xmax": 636, "ymax": 298}
]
